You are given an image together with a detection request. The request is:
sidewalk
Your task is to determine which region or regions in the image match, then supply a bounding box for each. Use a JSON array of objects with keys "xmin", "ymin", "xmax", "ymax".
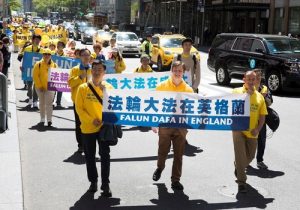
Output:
[{"xmin": 0, "ymin": 69, "xmax": 23, "ymax": 210}]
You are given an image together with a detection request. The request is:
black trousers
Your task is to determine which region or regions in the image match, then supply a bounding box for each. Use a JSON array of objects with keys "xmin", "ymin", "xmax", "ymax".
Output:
[
  {"xmin": 256, "ymin": 123, "xmax": 267, "ymax": 162},
  {"xmin": 73, "ymin": 104, "xmax": 82, "ymax": 148},
  {"xmin": 56, "ymin": 91, "xmax": 62, "ymax": 105},
  {"xmin": 82, "ymin": 132, "xmax": 110, "ymax": 184},
  {"xmin": 27, "ymin": 81, "xmax": 38, "ymax": 102}
]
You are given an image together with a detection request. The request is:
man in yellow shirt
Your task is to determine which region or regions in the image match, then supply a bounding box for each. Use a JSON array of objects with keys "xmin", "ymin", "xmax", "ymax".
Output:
[
  {"xmin": 134, "ymin": 54, "xmax": 153, "ymax": 73},
  {"xmin": 232, "ymin": 71, "xmax": 268, "ymax": 193},
  {"xmin": 68, "ymin": 49, "xmax": 92, "ymax": 153},
  {"xmin": 19, "ymin": 34, "xmax": 44, "ymax": 109},
  {"xmin": 152, "ymin": 61, "xmax": 193, "ymax": 191},
  {"xmin": 75, "ymin": 60, "xmax": 113, "ymax": 196}
]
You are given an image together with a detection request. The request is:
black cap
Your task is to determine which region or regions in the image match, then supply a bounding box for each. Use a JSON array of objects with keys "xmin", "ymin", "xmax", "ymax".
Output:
[{"xmin": 181, "ymin": 37, "xmax": 193, "ymax": 45}]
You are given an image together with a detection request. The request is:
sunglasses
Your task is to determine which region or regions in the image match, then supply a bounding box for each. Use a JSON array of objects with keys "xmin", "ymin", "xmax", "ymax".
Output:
[{"xmin": 43, "ymin": 53, "xmax": 51, "ymax": 56}]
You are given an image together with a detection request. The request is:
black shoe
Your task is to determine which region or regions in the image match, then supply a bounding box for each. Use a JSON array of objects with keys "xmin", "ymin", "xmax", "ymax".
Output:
[
  {"xmin": 88, "ymin": 182, "xmax": 98, "ymax": 193},
  {"xmin": 152, "ymin": 168, "xmax": 162, "ymax": 181},
  {"xmin": 238, "ymin": 185, "xmax": 247, "ymax": 193},
  {"xmin": 77, "ymin": 146, "xmax": 84, "ymax": 153},
  {"xmin": 171, "ymin": 181, "xmax": 184, "ymax": 190},
  {"xmin": 47, "ymin": 121, "xmax": 52, "ymax": 127},
  {"xmin": 101, "ymin": 184, "xmax": 112, "ymax": 197},
  {"xmin": 234, "ymin": 169, "xmax": 237, "ymax": 178}
]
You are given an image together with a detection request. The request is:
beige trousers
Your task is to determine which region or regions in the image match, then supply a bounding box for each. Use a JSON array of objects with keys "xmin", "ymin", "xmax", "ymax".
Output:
[
  {"xmin": 35, "ymin": 88, "xmax": 55, "ymax": 122},
  {"xmin": 232, "ymin": 131, "xmax": 257, "ymax": 185}
]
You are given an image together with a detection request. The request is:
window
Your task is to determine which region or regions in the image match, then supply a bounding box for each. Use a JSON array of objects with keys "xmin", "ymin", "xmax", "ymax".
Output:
[
  {"xmin": 250, "ymin": 39, "xmax": 265, "ymax": 52},
  {"xmin": 233, "ymin": 38, "xmax": 253, "ymax": 51},
  {"xmin": 289, "ymin": 7, "xmax": 300, "ymax": 35}
]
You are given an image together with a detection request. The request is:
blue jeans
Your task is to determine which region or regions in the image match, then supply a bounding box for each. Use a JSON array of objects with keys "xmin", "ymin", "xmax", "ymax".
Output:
[{"xmin": 82, "ymin": 132, "xmax": 110, "ymax": 184}]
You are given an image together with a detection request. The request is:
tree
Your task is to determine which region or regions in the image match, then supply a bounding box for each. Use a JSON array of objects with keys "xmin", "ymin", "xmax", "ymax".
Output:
[{"xmin": 9, "ymin": 0, "xmax": 22, "ymax": 11}]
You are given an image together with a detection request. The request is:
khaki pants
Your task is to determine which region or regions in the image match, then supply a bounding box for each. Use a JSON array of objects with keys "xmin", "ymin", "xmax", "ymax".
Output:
[
  {"xmin": 157, "ymin": 128, "xmax": 187, "ymax": 182},
  {"xmin": 232, "ymin": 131, "xmax": 257, "ymax": 185},
  {"xmin": 35, "ymin": 89, "xmax": 55, "ymax": 122}
]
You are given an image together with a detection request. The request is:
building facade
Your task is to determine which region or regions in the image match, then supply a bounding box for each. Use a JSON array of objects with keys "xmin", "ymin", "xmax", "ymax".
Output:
[
  {"xmin": 97, "ymin": 0, "xmax": 131, "ymax": 24},
  {"xmin": 23, "ymin": 0, "xmax": 33, "ymax": 13},
  {"xmin": 269, "ymin": 0, "xmax": 300, "ymax": 36}
]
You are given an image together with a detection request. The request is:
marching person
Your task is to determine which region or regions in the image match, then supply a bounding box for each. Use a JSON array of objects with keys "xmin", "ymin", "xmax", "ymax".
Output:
[
  {"xmin": 106, "ymin": 48, "xmax": 126, "ymax": 74},
  {"xmin": 75, "ymin": 60, "xmax": 113, "ymax": 196},
  {"xmin": 32, "ymin": 48, "xmax": 58, "ymax": 127},
  {"xmin": 152, "ymin": 61, "xmax": 193, "ymax": 191},
  {"xmin": 253, "ymin": 69, "xmax": 273, "ymax": 169},
  {"xmin": 92, "ymin": 43, "xmax": 105, "ymax": 61},
  {"xmin": 172, "ymin": 38, "xmax": 200, "ymax": 93},
  {"xmin": 19, "ymin": 34, "xmax": 44, "ymax": 109},
  {"xmin": 54, "ymin": 41, "xmax": 66, "ymax": 107},
  {"xmin": 141, "ymin": 34, "xmax": 153, "ymax": 60},
  {"xmin": 232, "ymin": 71, "xmax": 268, "ymax": 193},
  {"xmin": 134, "ymin": 54, "xmax": 153, "ymax": 73},
  {"xmin": 68, "ymin": 49, "xmax": 92, "ymax": 153}
]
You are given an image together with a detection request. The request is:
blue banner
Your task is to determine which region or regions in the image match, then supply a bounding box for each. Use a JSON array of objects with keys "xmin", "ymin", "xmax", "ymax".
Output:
[
  {"xmin": 21, "ymin": 52, "xmax": 80, "ymax": 81},
  {"xmin": 103, "ymin": 90, "xmax": 250, "ymax": 130}
]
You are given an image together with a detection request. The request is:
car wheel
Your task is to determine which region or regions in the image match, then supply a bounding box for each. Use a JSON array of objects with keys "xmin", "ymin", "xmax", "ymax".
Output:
[
  {"xmin": 266, "ymin": 71, "xmax": 281, "ymax": 93},
  {"xmin": 216, "ymin": 66, "xmax": 231, "ymax": 85},
  {"xmin": 157, "ymin": 56, "xmax": 163, "ymax": 71}
]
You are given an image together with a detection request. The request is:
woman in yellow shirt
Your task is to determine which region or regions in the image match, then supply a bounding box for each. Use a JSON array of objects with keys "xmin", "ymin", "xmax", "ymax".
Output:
[
  {"xmin": 32, "ymin": 48, "xmax": 58, "ymax": 127},
  {"xmin": 134, "ymin": 54, "xmax": 153, "ymax": 73},
  {"xmin": 107, "ymin": 47, "xmax": 126, "ymax": 73}
]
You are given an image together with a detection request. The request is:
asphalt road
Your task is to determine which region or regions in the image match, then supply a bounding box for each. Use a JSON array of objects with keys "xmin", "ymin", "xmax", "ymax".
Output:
[{"xmin": 12, "ymin": 42, "xmax": 300, "ymax": 210}]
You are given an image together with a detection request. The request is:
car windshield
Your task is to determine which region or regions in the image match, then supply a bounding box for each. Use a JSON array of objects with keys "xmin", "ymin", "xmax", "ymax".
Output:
[
  {"xmin": 160, "ymin": 38, "xmax": 184, "ymax": 48},
  {"xmin": 265, "ymin": 38, "xmax": 300, "ymax": 53},
  {"xmin": 85, "ymin": 27, "xmax": 97, "ymax": 34},
  {"xmin": 117, "ymin": 33, "xmax": 138, "ymax": 41}
]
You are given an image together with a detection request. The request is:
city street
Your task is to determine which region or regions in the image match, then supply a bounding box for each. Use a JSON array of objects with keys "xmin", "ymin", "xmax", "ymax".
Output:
[{"xmin": 10, "ymin": 41, "xmax": 300, "ymax": 210}]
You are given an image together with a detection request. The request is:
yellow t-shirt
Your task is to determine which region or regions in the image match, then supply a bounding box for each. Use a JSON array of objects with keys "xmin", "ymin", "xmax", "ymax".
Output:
[
  {"xmin": 33, "ymin": 59, "xmax": 58, "ymax": 90},
  {"xmin": 233, "ymin": 85, "xmax": 268, "ymax": 138},
  {"xmin": 68, "ymin": 65, "xmax": 92, "ymax": 102},
  {"xmin": 156, "ymin": 77, "xmax": 193, "ymax": 93},
  {"xmin": 75, "ymin": 82, "xmax": 113, "ymax": 134},
  {"xmin": 134, "ymin": 65, "xmax": 153, "ymax": 73}
]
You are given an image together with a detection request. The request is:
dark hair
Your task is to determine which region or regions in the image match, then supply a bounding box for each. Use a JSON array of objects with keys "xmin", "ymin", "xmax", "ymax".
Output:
[
  {"xmin": 2, "ymin": 37, "xmax": 9, "ymax": 44},
  {"xmin": 32, "ymin": 34, "xmax": 42, "ymax": 40},
  {"xmin": 74, "ymin": 48, "xmax": 81, "ymax": 55},
  {"xmin": 79, "ymin": 48, "xmax": 91, "ymax": 56},
  {"xmin": 92, "ymin": 60, "xmax": 106, "ymax": 70},
  {"xmin": 181, "ymin": 37, "xmax": 193, "ymax": 46},
  {"xmin": 57, "ymin": 41, "xmax": 65, "ymax": 48},
  {"xmin": 93, "ymin": 43, "xmax": 102, "ymax": 50}
]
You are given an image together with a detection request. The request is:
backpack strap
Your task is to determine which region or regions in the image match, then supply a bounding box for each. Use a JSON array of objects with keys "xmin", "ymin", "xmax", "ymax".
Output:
[
  {"xmin": 177, "ymin": 54, "xmax": 181, "ymax": 61},
  {"xmin": 192, "ymin": 54, "xmax": 197, "ymax": 69}
]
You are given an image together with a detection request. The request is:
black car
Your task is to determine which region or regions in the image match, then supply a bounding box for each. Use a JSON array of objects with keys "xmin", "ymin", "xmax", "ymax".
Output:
[
  {"xmin": 81, "ymin": 27, "xmax": 97, "ymax": 44},
  {"xmin": 74, "ymin": 21, "xmax": 93, "ymax": 41},
  {"xmin": 207, "ymin": 33, "xmax": 300, "ymax": 93}
]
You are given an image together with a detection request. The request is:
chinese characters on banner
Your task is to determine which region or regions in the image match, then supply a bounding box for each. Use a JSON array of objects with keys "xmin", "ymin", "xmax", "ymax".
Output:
[
  {"xmin": 47, "ymin": 70, "xmax": 192, "ymax": 92},
  {"xmin": 103, "ymin": 90, "xmax": 250, "ymax": 130},
  {"xmin": 48, "ymin": 68, "xmax": 71, "ymax": 92},
  {"xmin": 21, "ymin": 52, "xmax": 80, "ymax": 81}
]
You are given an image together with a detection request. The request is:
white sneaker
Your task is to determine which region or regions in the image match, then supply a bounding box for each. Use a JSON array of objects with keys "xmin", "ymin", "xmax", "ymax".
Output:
[
  {"xmin": 33, "ymin": 102, "xmax": 38, "ymax": 109},
  {"xmin": 28, "ymin": 99, "xmax": 33, "ymax": 106}
]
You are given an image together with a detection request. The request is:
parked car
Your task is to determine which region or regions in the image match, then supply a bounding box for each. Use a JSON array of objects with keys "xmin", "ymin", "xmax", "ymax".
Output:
[
  {"xmin": 111, "ymin": 32, "xmax": 141, "ymax": 56},
  {"xmin": 81, "ymin": 27, "xmax": 97, "ymax": 44},
  {"xmin": 93, "ymin": 30, "xmax": 114, "ymax": 47},
  {"xmin": 74, "ymin": 21, "xmax": 93, "ymax": 41},
  {"xmin": 207, "ymin": 33, "xmax": 300, "ymax": 93},
  {"xmin": 151, "ymin": 33, "xmax": 200, "ymax": 71}
]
